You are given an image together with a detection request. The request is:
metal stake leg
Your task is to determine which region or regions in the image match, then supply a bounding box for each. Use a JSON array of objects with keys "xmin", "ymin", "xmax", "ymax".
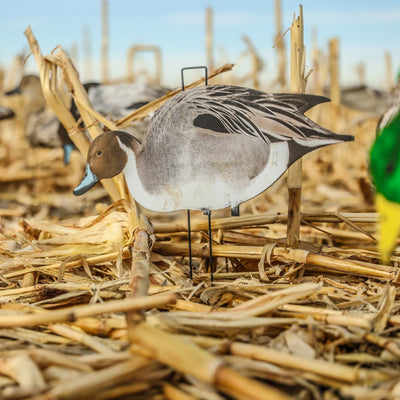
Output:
[
  {"xmin": 204, "ymin": 210, "xmax": 213, "ymax": 282},
  {"xmin": 187, "ymin": 209, "xmax": 193, "ymax": 280}
]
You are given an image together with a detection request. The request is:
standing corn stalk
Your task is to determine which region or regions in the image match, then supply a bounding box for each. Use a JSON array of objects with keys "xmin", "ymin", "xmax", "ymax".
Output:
[
  {"xmin": 274, "ymin": 0, "xmax": 287, "ymax": 90},
  {"xmin": 205, "ymin": 7, "xmax": 214, "ymax": 73},
  {"xmin": 329, "ymin": 38, "xmax": 340, "ymax": 108},
  {"xmin": 385, "ymin": 51, "xmax": 393, "ymax": 91},
  {"xmin": 287, "ymin": 5, "xmax": 306, "ymax": 248},
  {"xmin": 101, "ymin": 0, "xmax": 109, "ymax": 83}
]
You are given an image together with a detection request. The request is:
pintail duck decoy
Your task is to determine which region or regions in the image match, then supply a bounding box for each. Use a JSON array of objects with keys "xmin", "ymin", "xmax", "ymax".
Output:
[
  {"xmin": 74, "ymin": 84, "xmax": 354, "ymax": 276},
  {"xmin": 369, "ymin": 76, "xmax": 400, "ymax": 263}
]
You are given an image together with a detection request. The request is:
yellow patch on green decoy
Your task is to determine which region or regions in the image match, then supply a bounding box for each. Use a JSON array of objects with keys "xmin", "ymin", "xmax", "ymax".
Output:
[{"xmin": 376, "ymin": 192, "xmax": 400, "ymax": 264}]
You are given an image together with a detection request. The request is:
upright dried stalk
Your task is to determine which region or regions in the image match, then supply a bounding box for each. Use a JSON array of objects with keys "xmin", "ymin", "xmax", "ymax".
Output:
[
  {"xmin": 311, "ymin": 27, "xmax": 323, "ymax": 94},
  {"xmin": 205, "ymin": 7, "xmax": 214, "ymax": 72},
  {"xmin": 101, "ymin": 0, "xmax": 109, "ymax": 83},
  {"xmin": 82, "ymin": 26, "xmax": 94, "ymax": 81},
  {"xmin": 385, "ymin": 51, "xmax": 393, "ymax": 90},
  {"xmin": 242, "ymin": 35, "xmax": 262, "ymax": 90},
  {"xmin": 329, "ymin": 37, "xmax": 340, "ymax": 107},
  {"xmin": 287, "ymin": 5, "xmax": 305, "ymax": 248},
  {"xmin": 274, "ymin": 0, "xmax": 287, "ymax": 90}
]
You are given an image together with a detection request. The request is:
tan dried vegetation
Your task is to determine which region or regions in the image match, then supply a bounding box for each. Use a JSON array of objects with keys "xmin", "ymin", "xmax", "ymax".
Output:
[{"xmin": 0, "ymin": 25, "xmax": 398, "ymax": 400}]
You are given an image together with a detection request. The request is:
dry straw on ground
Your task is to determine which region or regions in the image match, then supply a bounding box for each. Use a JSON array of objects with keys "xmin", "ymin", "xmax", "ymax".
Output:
[{"xmin": 0, "ymin": 26, "xmax": 399, "ymax": 400}]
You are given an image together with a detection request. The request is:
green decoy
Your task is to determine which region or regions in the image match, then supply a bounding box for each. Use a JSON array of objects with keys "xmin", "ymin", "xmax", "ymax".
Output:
[{"xmin": 369, "ymin": 76, "xmax": 400, "ymax": 263}]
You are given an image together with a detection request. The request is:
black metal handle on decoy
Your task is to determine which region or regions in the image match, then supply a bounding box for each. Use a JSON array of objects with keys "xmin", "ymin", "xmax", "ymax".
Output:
[{"xmin": 181, "ymin": 66, "xmax": 208, "ymax": 91}]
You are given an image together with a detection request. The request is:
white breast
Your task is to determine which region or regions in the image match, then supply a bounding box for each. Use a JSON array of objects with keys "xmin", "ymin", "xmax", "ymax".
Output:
[{"xmin": 121, "ymin": 141, "xmax": 289, "ymax": 212}]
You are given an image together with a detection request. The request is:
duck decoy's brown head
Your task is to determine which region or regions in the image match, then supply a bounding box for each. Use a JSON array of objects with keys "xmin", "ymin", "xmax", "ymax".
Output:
[
  {"xmin": 87, "ymin": 131, "xmax": 128, "ymax": 180},
  {"xmin": 74, "ymin": 131, "xmax": 141, "ymax": 196}
]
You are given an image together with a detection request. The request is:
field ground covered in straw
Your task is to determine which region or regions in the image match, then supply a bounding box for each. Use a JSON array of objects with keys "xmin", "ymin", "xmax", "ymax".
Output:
[{"xmin": 0, "ymin": 23, "xmax": 400, "ymax": 400}]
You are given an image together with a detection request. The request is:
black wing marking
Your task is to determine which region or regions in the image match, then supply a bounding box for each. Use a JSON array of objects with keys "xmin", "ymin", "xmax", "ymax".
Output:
[{"xmin": 187, "ymin": 85, "xmax": 341, "ymax": 144}]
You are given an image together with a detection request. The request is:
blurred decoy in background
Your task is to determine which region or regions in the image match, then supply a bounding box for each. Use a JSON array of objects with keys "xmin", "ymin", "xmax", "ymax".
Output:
[
  {"xmin": 2, "ymin": 75, "xmax": 61, "ymax": 150},
  {"xmin": 60, "ymin": 81, "xmax": 169, "ymax": 164},
  {"xmin": 3, "ymin": 75, "xmax": 169, "ymax": 163},
  {"xmin": 338, "ymin": 84, "xmax": 393, "ymax": 115},
  {"xmin": 4, "ymin": 74, "xmax": 47, "ymax": 114},
  {"xmin": 73, "ymin": 84, "xmax": 354, "ymax": 279},
  {"xmin": 3, "ymin": 74, "xmax": 64, "ymax": 149},
  {"xmin": 0, "ymin": 105, "xmax": 15, "ymax": 120},
  {"xmin": 323, "ymin": 83, "xmax": 394, "ymax": 116},
  {"xmin": 369, "ymin": 77, "xmax": 400, "ymax": 263},
  {"xmin": 88, "ymin": 81, "xmax": 168, "ymax": 119}
]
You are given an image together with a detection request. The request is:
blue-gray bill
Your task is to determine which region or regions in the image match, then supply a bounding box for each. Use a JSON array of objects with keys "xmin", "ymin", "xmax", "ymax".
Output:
[{"xmin": 73, "ymin": 164, "xmax": 99, "ymax": 195}]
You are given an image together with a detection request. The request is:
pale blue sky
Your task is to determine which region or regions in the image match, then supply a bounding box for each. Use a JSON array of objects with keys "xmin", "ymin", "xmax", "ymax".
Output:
[{"xmin": 0, "ymin": 0, "xmax": 399, "ymax": 89}]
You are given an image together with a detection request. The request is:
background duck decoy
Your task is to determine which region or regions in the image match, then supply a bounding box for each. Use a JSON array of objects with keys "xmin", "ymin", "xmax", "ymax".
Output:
[
  {"xmin": 323, "ymin": 83, "xmax": 394, "ymax": 116},
  {"xmin": 3, "ymin": 74, "xmax": 64, "ymax": 149},
  {"xmin": 2, "ymin": 75, "xmax": 63, "ymax": 154},
  {"xmin": 337, "ymin": 84, "xmax": 393, "ymax": 115},
  {"xmin": 369, "ymin": 77, "xmax": 400, "ymax": 263},
  {"xmin": 88, "ymin": 81, "xmax": 168, "ymax": 120},
  {"xmin": 4, "ymin": 74, "xmax": 47, "ymax": 114},
  {"xmin": 60, "ymin": 80, "xmax": 169, "ymax": 164},
  {"xmin": 3, "ymin": 75, "xmax": 169, "ymax": 163},
  {"xmin": 0, "ymin": 105, "xmax": 15, "ymax": 120},
  {"xmin": 73, "ymin": 84, "xmax": 354, "ymax": 279}
]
